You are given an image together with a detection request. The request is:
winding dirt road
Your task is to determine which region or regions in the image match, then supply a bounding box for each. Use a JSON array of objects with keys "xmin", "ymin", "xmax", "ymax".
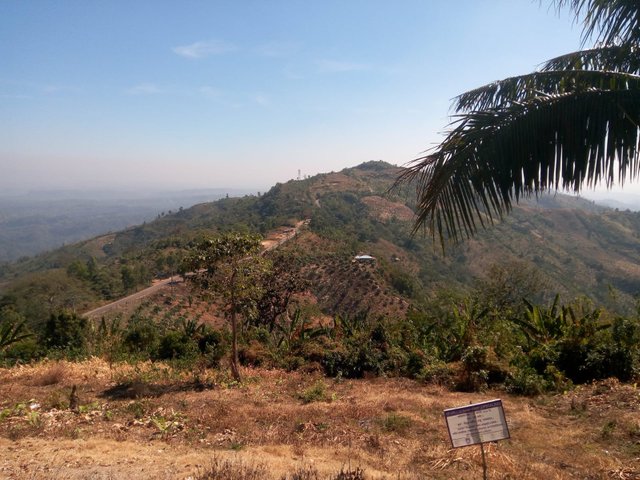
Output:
[{"xmin": 83, "ymin": 220, "xmax": 308, "ymax": 320}]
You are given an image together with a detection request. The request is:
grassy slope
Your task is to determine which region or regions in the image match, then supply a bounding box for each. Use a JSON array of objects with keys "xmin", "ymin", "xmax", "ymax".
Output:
[{"xmin": 0, "ymin": 359, "xmax": 637, "ymax": 479}]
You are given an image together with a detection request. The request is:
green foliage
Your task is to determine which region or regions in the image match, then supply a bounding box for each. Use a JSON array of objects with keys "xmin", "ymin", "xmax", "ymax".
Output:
[
  {"xmin": 380, "ymin": 412, "xmax": 412, "ymax": 433},
  {"xmin": 197, "ymin": 328, "xmax": 227, "ymax": 366},
  {"xmin": 0, "ymin": 307, "xmax": 32, "ymax": 351},
  {"xmin": 182, "ymin": 232, "xmax": 268, "ymax": 380},
  {"xmin": 297, "ymin": 380, "xmax": 329, "ymax": 404},
  {"xmin": 388, "ymin": 268, "xmax": 417, "ymax": 298},
  {"xmin": 254, "ymin": 250, "xmax": 309, "ymax": 332},
  {"xmin": 157, "ymin": 331, "xmax": 198, "ymax": 360},
  {"xmin": 399, "ymin": 1, "xmax": 640, "ymax": 246},
  {"xmin": 505, "ymin": 366, "xmax": 548, "ymax": 396},
  {"xmin": 459, "ymin": 346, "xmax": 490, "ymax": 392},
  {"xmin": 1, "ymin": 337, "xmax": 43, "ymax": 364},
  {"xmin": 123, "ymin": 315, "xmax": 160, "ymax": 357},
  {"xmin": 44, "ymin": 311, "xmax": 88, "ymax": 353}
]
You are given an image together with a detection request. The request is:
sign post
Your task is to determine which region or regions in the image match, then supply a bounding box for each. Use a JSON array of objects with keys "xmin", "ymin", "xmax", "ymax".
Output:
[{"xmin": 443, "ymin": 399, "xmax": 510, "ymax": 479}]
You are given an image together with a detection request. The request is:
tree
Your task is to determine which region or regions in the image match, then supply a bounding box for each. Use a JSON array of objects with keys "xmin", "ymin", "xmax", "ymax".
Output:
[
  {"xmin": 255, "ymin": 250, "xmax": 309, "ymax": 332},
  {"xmin": 182, "ymin": 233, "xmax": 268, "ymax": 381},
  {"xmin": 399, "ymin": 1, "xmax": 640, "ymax": 246}
]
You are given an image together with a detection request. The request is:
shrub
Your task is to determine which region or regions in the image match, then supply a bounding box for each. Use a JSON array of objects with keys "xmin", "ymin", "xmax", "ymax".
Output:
[
  {"xmin": 197, "ymin": 328, "xmax": 227, "ymax": 367},
  {"xmin": 32, "ymin": 363, "xmax": 66, "ymax": 386},
  {"xmin": 280, "ymin": 466, "xmax": 320, "ymax": 480},
  {"xmin": 238, "ymin": 340, "xmax": 270, "ymax": 367},
  {"xmin": 333, "ymin": 467, "xmax": 366, "ymax": 480},
  {"xmin": 297, "ymin": 380, "xmax": 328, "ymax": 404},
  {"xmin": 380, "ymin": 412, "xmax": 412, "ymax": 433},
  {"xmin": 157, "ymin": 331, "xmax": 197, "ymax": 360},
  {"xmin": 123, "ymin": 317, "xmax": 159, "ymax": 357},
  {"xmin": 418, "ymin": 359, "xmax": 454, "ymax": 386},
  {"xmin": 1, "ymin": 337, "xmax": 43, "ymax": 364},
  {"xmin": 458, "ymin": 345, "xmax": 490, "ymax": 392},
  {"xmin": 505, "ymin": 366, "xmax": 547, "ymax": 396},
  {"xmin": 44, "ymin": 311, "xmax": 88, "ymax": 353}
]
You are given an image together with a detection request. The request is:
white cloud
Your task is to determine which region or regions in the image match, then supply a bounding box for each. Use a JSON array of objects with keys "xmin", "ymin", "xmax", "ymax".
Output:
[
  {"xmin": 172, "ymin": 40, "xmax": 237, "ymax": 59},
  {"xmin": 316, "ymin": 59, "xmax": 370, "ymax": 73},
  {"xmin": 126, "ymin": 83, "xmax": 163, "ymax": 95}
]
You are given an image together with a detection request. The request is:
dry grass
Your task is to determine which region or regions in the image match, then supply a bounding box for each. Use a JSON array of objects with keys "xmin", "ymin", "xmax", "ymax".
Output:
[
  {"xmin": 30, "ymin": 361, "xmax": 68, "ymax": 386},
  {"xmin": 0, "ymin": 360, "xmax": 639, "ymax": 479}
]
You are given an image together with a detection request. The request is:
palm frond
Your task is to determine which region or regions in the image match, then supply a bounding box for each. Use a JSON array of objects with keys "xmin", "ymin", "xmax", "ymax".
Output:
[
  {"xmin": 402, "ymin": 87, "xmax": 640, "ymax": 245},
  {"xmin": 541, "ymin": 44, "xmax": 640, "ymax": 72},
  {"xmin": 557, "ymin": 0, "xmax": 640, "ymax": 46},
  {"xmin": 455, "ymin": 69, "xmax": 640, "ymax": 111}
]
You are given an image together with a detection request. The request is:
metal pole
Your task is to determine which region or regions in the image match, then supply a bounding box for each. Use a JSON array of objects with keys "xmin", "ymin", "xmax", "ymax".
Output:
[{"xmin": 480, "ymin": 442, "xmax": 488, "ymax": 480}]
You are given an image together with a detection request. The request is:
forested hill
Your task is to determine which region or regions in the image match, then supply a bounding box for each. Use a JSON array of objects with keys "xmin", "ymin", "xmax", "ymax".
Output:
[{"xmin": 1, "ymin": 160, "xmax": 640, "ymax": 329}]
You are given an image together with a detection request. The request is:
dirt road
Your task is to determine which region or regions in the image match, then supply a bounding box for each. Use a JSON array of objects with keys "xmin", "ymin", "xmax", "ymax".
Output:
[
  {"xmin": 82, "ymin": 220, "xmax": 308, "ymax": 320},
  {"xmin": 83, "ymin": 277, "xmax": 181, "ymax": 320}
]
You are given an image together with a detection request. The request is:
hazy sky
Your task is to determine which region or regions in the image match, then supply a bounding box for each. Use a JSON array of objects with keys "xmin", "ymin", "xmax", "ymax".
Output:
[{"xmin": 2, "ymin": 1, "xmax": 619, "ymax": 193}]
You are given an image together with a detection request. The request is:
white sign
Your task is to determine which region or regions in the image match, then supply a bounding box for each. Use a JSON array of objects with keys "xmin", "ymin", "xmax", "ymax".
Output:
[{"xmin": 444, "ymin": 399, "xmax": 510, "ymax": 448}]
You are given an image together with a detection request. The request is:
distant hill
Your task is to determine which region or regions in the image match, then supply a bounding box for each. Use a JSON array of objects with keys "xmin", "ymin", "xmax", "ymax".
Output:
[
  {"xmin": 0, "ymin": 188, "xmax": 254, "ymax": 262},
  {"xmin": 2, "ymin": 160, "xmax": 640, "ymax": 328}
]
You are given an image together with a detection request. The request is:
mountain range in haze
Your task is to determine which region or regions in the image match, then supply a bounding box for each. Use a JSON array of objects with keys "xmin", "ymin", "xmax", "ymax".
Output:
[{"xmin": 0, "ymin": 188, "xmax": 256, "ymax": 263}]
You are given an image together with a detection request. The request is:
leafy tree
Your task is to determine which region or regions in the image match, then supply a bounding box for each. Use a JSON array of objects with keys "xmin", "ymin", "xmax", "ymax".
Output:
[
  {"xmin": 182, "ymin": 233, "xmax": 268, "ymax": 380},
  {"xmin": 399, "ymin": 1, "xmax": 640, "ymax": 245},
  {"xmin": 255, "ymin": 250, "xmax": 308, "ymax": 332},
  {"xmin": 121, "ymin": 265, "xmax": 136, "ymax": 292},
  {"xmin": 476, "ymin": 261, "xmax": 549, "ymax": 320}
]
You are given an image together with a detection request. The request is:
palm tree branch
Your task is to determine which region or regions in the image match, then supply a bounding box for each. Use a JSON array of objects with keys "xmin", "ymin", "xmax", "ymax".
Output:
[
  {"xmin": 541, "ymin": 44, "xmax": 640, "ymax": 72},
  {"xmin": 556, "ymin": 0, "xmax": 640, "ymax": 46},
  {"xmin": 455, "ymin": 69, "xmax": 640, "ymax": 111},
  {"xmin": 403, "ymin": 88, "xmax": 640, "ymax": 244}
]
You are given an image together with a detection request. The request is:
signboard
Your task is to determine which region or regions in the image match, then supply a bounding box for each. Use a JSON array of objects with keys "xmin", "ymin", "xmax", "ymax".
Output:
[{"xmin": 444, "ymin": 399, "xmax": 510, "ymax": 448}]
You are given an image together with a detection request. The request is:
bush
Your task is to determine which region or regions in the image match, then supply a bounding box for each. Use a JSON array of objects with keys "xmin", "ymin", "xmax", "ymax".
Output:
[
  {"xmin": 418, "ymin": 359, "xmax": 455, "ymax": 386},
  {"xmin": 505, "ymin": 366, "xmax": 547, "ymax": 396},
  {"xmin": 238, "ymin": 340, "xmax": 270, "ymax": 367},
  {"xmin": 380, "ymin": 412, "xmax": 412, "ymax": 433},
  {"xmin": 1, "ymin": 337, "xmax": 43, "ymax": 364},
  {"xmin": 157, "ymin": 331, "xmax": 197, "ymax": 360},
  {"xmin": 197, "ymin": 328, "xmax": 227, "ymax": 367},
  {"xmin": 458, "ymin": 345, "xmax": 489, "ymax": 392},
  {"xmin": 123, "ymin": 318, "xmax": 159, "ymax": 357},
  {"xmin": 43, "ymin": 311, "xmax": 88, "ymax": 353},
  {"xmin": 297, "ymin": 380, "xmax": 329, "ymax": 404}
]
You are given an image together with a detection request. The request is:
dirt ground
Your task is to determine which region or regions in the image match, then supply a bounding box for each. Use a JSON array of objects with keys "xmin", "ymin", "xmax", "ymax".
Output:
[{"xmin": 0, "ymin": 359, "xmax": 639, "ymax": 479}]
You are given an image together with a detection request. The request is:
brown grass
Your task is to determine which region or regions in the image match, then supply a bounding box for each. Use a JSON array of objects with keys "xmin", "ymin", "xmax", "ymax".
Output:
[
  {"xmin": 0, "ymin": 360, "xmax": 638, "ymax": 479},
  {"xmin": 30, "ymin": 361, "xmax": 67, "ymax": 386}
]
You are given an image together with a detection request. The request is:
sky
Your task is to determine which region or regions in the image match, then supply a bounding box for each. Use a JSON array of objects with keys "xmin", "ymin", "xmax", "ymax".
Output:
[{"xmin": 3, "ymin": 0, "xmax": 629, "ymax": 195}]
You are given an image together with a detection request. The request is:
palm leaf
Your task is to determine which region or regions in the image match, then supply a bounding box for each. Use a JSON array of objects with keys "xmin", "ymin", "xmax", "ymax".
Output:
[
  {"xmin": 541, "ymin": 44, "xmax": 640, "ymax": 73},
  {"xmin": 0, "ymin": 319, "xmax": 32, "ymax": 350},
  {"xmin": 455, "ymin": 69, "xmax": 640, "ymax": 111},
  {"xmin": 556, "ymin": 0, "xmax": 640, "ymax": 46},
  {"xmin": 401, "ymin": 87, "xmax": 640, "ymax": 245}
]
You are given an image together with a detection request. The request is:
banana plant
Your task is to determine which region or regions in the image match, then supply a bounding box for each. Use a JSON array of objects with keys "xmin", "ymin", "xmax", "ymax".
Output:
[
  {"xmin": 0, "ymin": 317, "xmax": 32, "ymax": 351},
  {"xmin": 512, "ymin": 294, "xmax": 607, "ymax": 348}
]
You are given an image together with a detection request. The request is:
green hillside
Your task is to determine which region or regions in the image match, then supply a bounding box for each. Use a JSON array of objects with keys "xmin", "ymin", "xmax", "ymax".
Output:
[{"xmin": 2, "ymin": 160, "xmax": 640, "ymax": 329}]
